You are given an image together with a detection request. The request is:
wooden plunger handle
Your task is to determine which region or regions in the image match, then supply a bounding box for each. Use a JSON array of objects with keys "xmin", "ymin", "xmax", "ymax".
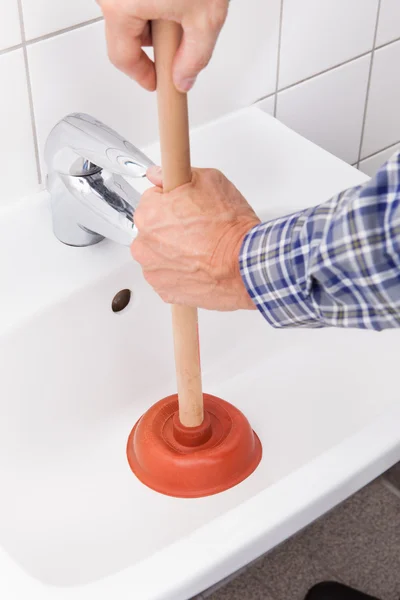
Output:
[{"xmin": 152, "ymin": 20, "xmax": 204, "ymax": 428}]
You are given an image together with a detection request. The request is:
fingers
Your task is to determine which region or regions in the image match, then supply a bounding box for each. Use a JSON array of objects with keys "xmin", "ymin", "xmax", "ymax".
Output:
[
  {"xmin": 137, "ymin": 267, "xmax": 220, "ymax": 309},
  {"xmin": 173, "ymin": 8, "xmax": 228, "ymax": 92},
  {"xmin": 131, "ymin": 237, "xmax": 167, "ymax": 269},
  {"xmin": 173, "ymin": 26, "xmax": 215, "ymax": 92},
  {"xmin": 104, "ymin": 15, "xmax": 156, "ymax": 91},
  {"xmin": 98, "ymin": 0, "xmax": 229, "ymax": 92},
  {"xmin": 140, "ymin": 21, "xmax": 152, "ymax": 46}
]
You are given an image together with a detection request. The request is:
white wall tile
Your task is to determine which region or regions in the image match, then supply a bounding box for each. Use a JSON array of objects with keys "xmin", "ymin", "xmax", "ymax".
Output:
[
  {"xmin": 1, "ymin": 0, "xmax": 396, "ymax": 205},
  {"xmin": 277, "ymin": 56, "xmax": 370, "ymax": 164},
  {"xmin": 191, "ymin": 0, "xmax": 280, "ymax": 122},
  {"xmin": 28, "ymin": 22, "xmax": 158, "ymax": 177},
  {"xmin": 362, "ymin": 40, "xmax": 400, "ymax": 157},
  {"xmin": 0, "ymin": 50, "xmax": 38, "ymax": 206},
  {"xmin": 21, "ymin": 0, "xmax": 102, "ymax": 40},
  {"xmin": 377, "ymin": 0, "xmax": 400, "ymax": 47},
  {"xmin": 359, "ymin": 143, "xmax": 400, "ymax": 176},
  {"xmin": 255, "ymin": 96, "xmax": 275, "ymax": 116},
  {"xmin": 279, "ymin": 0, "xmax": 378, "ymax": 88},
  {"xmin": 28, "ymin": 0, "xmax": 279, "ymax": 177},
  {"xmin": 0, "ymin": 0, "xmax": 21, "ymax": 50}
]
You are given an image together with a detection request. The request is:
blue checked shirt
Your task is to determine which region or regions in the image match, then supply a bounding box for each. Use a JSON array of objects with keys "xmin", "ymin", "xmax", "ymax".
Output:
[{"xmin": 240, "ymin": 151, "xmax": 400, "ymax": 331}]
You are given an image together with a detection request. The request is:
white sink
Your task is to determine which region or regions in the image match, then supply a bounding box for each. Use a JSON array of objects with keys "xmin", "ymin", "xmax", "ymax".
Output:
[{"xmin": 0, "ymin": 107, "xmax": 399, "ymax": 600}]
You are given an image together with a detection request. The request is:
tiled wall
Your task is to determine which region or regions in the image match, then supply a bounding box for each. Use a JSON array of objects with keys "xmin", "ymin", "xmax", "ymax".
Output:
[{"xmin": 0, "ymin": 0, "xmax": 399, "ymax": 207}]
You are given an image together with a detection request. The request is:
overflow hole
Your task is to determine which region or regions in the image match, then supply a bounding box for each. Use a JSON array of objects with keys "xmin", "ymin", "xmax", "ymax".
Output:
[{"xmin": 112, "ymin": 289, "xmax": 131, "ymax": 313}]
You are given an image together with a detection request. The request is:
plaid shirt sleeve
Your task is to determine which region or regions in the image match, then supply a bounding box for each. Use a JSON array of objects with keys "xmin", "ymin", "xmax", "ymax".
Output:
[{"xmin": 240, "ymin": 150, "xmax": 400, "ymax": 330}]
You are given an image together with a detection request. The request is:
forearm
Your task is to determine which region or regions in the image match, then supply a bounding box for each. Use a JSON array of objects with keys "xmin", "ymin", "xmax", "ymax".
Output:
[{"xmin": 240, "ymin": 151, "xmax": 400, "ymax": 330}]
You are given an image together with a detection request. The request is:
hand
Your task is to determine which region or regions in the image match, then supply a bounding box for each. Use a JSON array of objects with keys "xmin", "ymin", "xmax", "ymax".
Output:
[
  {"xmin": 97, "ymin": 0, "xmax": 229, "ymax": 92},
  {"xmin": 131, "ymin": 167, "xmax": 260, "ymax": 310}
]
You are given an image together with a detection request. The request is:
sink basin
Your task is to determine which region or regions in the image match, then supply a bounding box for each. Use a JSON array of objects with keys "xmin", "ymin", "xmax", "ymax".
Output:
[{"xmin": 0, "ymin": 107, "xmax": 399, "ymax": 600}]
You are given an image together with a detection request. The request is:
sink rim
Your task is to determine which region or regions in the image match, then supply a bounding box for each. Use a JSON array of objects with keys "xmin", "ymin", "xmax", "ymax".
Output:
[
  {"xmin": 1, "ymin": 401, "xmax": 399, "ymax": 600},
  {"xmin": 1, "ymin": 106, "xmax": 397, "ymax": 600}
]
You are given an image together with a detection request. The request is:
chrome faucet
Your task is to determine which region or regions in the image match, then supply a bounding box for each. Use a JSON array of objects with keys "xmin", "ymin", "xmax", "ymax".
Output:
[{"xmin": 45, "ymin": 113, "xmax": 154, "ymax": 246}]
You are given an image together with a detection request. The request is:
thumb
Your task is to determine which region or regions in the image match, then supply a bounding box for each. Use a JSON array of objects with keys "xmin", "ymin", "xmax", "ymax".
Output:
[{"xmin": 147, "ymin": 165, "xmax": 163, "ymax": 187}]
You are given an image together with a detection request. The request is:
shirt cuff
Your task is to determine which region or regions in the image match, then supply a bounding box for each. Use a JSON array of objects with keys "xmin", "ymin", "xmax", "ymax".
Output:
[{"xmin": 239, "ymin": 215, "xmax": 324, "ymax": 328}]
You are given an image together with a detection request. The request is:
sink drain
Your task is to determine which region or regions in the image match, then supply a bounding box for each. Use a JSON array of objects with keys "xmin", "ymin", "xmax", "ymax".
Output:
[{"xmin": 112, "ymin": 289, "xmax": 131, "ymax": 313}]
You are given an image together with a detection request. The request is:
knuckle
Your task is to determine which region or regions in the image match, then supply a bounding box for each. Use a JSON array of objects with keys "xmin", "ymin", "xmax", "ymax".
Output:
[
  {"xmin": 195, "ymin": 4, "xmax": 227, "ymax": 33},
  {"xmin": 195, "ymin": 53, "xmax": 211, "ymax": 71},
  {"xmin": 143, "ymin": 273, "xmax": 166, "ymax": 301},
  {"xmin": 108, "ymin": 46, "xmax": 129, "ymax": 71},
  {"xmin": 143, "ymin": 276, "xmax": 173, "ymax": 304},
  {"xmin": 208, "ymin": 3, "xmax": 228, "ymax": 30},
  {"xmin": 189, "ymin": 46, "xmax": 211, "ymax": 71},
  {"xmin": 159, "ymin": 291, "xmax": 173, "ymax": 304},
  {"xmin": 98, "ymin": 0, "xmax": 116, "ymax": 19},
  {"xmin": 133, "ymin": 205, "xmax": 144, "ymax": 231},
  {"xmin": 130, "ymin": 239, "xmax": 144, "ymax": 264},
  {"xmin": 209, "ymin": 167, "xmax": 222, "ymax": 178},
  {"xmin": 143, "ymin": 270, "xmax": 154, "ymax": 286},
  {"xmin": 206, "ymin": 168, "xmax": 223, "ymax": 184},
  {"xmin": 143, "ymin": 271, "xmax": 161, "ymax": 293}
]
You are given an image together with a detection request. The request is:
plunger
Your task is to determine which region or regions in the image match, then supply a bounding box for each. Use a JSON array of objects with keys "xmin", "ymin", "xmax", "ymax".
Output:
[{"xmin": 127, "ymin": 20, "xmax": 262, "ymax": 498}]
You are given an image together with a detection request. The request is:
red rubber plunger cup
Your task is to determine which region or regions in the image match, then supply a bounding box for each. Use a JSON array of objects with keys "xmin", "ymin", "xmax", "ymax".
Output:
[
  {"xmin": 126, "ymin": 20, "xmax": 262, "ymax": 498},
  {"xmin": 127, "ymin": 394, "xmax": 262, "ymax": 498}
]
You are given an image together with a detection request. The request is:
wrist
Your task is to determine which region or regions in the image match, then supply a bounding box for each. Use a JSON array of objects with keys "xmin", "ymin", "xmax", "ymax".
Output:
[
  {"xmin": 231, "ymin": 219, "xmax": 260, "ymax": 309},
  {"xmin": 213, "ymin": 218, "xmax": 260, "ymax": 310}
]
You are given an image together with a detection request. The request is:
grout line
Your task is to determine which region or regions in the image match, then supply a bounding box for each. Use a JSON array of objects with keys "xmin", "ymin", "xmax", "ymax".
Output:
[
  {"xmin": 253, "ymin": 91, "xmax": 276, "ymax": 105},
  {"xmin": 0, "ymin": 10, "xmax": 397, "ymax": 83},
  {"xmin": 0, "ymin": 12, "xmax": 397, "ymax": 123},
  {"xmin": 17, "ymin": 0, "xmax": 42, "ymax": 185},
  {"xmin": 1, "ymin": 8, "xmax": 398, "ymax": 57},
  {"xmin": 360, "ymin": 139, "xmax": 400, "ymax": 163},
  {"xmin": 375, "ymin": 33, "xmax": 400, "ymax": 51},
  {"xmin": 0, "ymin": 16, "xmax": 104, "ymax": 55},
  {"xmin": 0, "ymin": 43, "xmax": 23, "ymax": 56},
  {"xmin": 273, "ymin": 0, "xmax": 284, "ymax": 117},
  {"xmin": 356, "ymin": 0, "xmax": 382, "ymax": 168},
  {"xmin": 277, "ymin": 49, "xmax": 373, "ymax": 95},
  {"xmin": 25, "ymin": 16, "xmax": 103, "ymax": 46}
]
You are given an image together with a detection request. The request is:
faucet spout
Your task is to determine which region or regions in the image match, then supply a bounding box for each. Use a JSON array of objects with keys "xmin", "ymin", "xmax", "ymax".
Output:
[{"xmin": 45, "ymin": 113, "xmax": 155, "ymax": 247}]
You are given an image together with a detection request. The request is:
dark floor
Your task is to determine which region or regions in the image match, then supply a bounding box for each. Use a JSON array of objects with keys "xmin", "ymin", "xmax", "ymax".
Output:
[{"xmin": 194, "ymin": 464, "xmax": 400, "ymax": 600}]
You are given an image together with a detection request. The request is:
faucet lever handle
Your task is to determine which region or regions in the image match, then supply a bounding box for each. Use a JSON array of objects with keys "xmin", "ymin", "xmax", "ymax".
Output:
[{"xmin": 45, "ymin": 112, "xmax": 155, "ymax": 178}]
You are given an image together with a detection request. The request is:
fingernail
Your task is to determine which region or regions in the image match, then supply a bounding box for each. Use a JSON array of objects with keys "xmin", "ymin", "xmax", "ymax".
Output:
[{"xmin": 178, "ymin": 76, "xmax": 197, "ymax": 92}]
